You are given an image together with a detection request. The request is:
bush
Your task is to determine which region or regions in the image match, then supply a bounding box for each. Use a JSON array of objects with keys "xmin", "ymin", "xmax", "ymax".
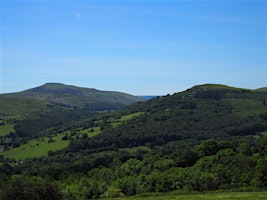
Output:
[{"xmin": 105, "ymin": 187, "xmax": 124, "ymax": 198}]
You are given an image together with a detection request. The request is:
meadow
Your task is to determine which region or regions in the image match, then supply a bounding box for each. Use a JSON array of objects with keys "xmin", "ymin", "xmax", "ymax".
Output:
[
  {"xmin": 0, "ymin": 134, "xmax": 70, "ymax": 160},
  {"xmin": 0, "ymin": 123, "xmax": 14, "ymax": 137},
  {"xmin": 0, "ymin": 126, "xmax": 103, "ymax": 160},
  {"xmin": 0, "ymin": 113, "xmax": 142, "ymax": 160},
  {"xmin": 111, "ymin": 112, "xmax": 145, "ymax": 127},
  {"xmin": 104, "ymin": 191, "xmax": 267, "ymax": 200}
]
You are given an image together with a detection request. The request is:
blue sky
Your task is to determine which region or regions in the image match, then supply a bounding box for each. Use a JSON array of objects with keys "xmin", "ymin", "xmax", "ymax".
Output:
[{"xmin": 1, "ymin": 0, "xmax": 266, "ymax": 95}]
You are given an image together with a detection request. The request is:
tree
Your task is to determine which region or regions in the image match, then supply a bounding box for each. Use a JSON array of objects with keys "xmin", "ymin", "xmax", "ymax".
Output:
[
  {"xmin": 198, "ymin": 173, "xmax": 218, "ymax": 191},
  {"xmin": 258, "ymin": 137, "xmax": 267, "ymax": 157},
  {"xmin": 255, "ymin": 156, "xmax": 267, "ymax": 188},
  {"xmin": 197, "ymin": 139, "xmax": 220, "ymax": 157},
  {"xmin": 0, "ymin": 176, "xmax": 63, "ymax": 200},
  {"xmin": 113, "ymin": 176, "xmax": 138, "ymax": 196},
  {"xmin": 238, "ymin": 143, "xmax": 252, "ymax": 156},
  {"xmin": 120, "ymin": 158, "xmax": 144, "ymax": 177}
]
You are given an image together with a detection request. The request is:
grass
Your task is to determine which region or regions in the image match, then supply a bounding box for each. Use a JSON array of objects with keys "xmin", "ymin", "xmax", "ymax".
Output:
[
  {"xmin": 0, "ymin": 123, "xmax": 14, "ymax": 136},
  {"xmin": 0, "ymin": 134, "xmax": 70, "ymax": 160},
  {"xmin": 224, "ymin": 98, "xmax": 265, "ymax": 118},
  {"xmin": 0, "ymin": 125, "xmax": 102, "ymax": 160},
  {"xmin": 0, "ymin": 96, "xmax": 48, "ymax": 120},
  {"xmin": 104, "ymin": 191, "xmax": 267, "ymax": 200},
  {"xmin": 111, "ymin": 112, "xmax": 145, "ymax": 127},
  {"xmin": 77, "ymin": 126, "xmax": 101, "ymax": 137},
  {"xmin": 121, "ymin": 112, "xmax": 145, "ymax": 121}
]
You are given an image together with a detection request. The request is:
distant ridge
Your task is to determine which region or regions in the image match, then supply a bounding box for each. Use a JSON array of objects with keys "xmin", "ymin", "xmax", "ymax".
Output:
[
  {"xmin": 188, "ymin": 84, "xmax": 267, "ymax": 92},
  {"xmin": 1, "ymin": 83, "xmax": 143, "ymax": 111},
  {"xmin": 254, "ymin": 87, "xmax": 267, "ymax": 92}
]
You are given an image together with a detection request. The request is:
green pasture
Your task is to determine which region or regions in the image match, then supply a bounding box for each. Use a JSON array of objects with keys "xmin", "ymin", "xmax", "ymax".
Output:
[
  {"xmin": 0, "ymin": 126, "xmax": 102, "ymax": 160},
  {"xmin": 77, "ymin": 126, "xmax": 101, "ymax": 137},
  {"xmin": 105, "ymin": 191, "xmax": 267, "ymax": 200},
  {"xmin": 111, "ymin": 112, "xmax": 145, "ymax": 127},
  {"xmin": 224, "ymin": 98, "xmax": 265, "ymax": 118},
  {"xmin": 120, "ymin": 112, "xmax": 145, "ymax": 121},
  {"xmin": 0, "ymin": 123, "xmax": 14, "ymax": 136},
  {"xmin": 0, "ymin": 134, "xmax": 70, "ymax": 160}
]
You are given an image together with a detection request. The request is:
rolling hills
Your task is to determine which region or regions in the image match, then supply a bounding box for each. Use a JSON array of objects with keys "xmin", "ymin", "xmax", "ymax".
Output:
[
  {"xmin": 1, "ymin": 83, "xmax": 267, "ymax": 199},
  {"xmin": 63, "ymin": 84, "xmax": 267, "ymax": 153},
  {"xmin": 0, "ymin": 83, "xmax": 143, "ymax": 150}
]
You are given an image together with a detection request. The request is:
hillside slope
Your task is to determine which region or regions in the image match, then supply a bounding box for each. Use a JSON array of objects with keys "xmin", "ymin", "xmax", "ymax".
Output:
[
  {"xmin": 66, "ymin": 84, "xmax": 267, "ymax": 152},
  {"xmin": 1, "ymin": 84, "xmax": 267, "ymax": 199},
  {"xmin": 1, "ymin": 83, "xmax": 143, "ymax": 111},
  {"xmin": 0, "ymin": 83, "xmax": 143, "ymax": 148}
]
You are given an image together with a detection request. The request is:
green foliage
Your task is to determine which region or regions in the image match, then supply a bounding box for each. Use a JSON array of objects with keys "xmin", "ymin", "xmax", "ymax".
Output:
[
  {"xmin": 1, "ymin": 84, "xmax": 267, "ymax": 199},
  {"xmin": 120, "ymin": 158, "xmax": 144, "ymax": 176},
  {"xmin": 258, "ymin": 137, "xmax": 267, "ymax": 156},
  {"xmin": 105, "ymin": 187, "xmax": 124, "ymax": 198},
  {"xmin": 0, "ymin": 176, "xmax": 63, "ymax": 200},
  {"xmin": 65, "ymin": 85, "xmax": 267, "ymax": 155},
  {"xmin": 254, "ymin": 156, "xmax": 267, "ymax": 188},
  {"xmin": 0, "ymin": 83, "xmax": 143, "ymax": 152},
  {"xmin": 198, "ymin": 173, "xmax": 219, "ymax": 191}
]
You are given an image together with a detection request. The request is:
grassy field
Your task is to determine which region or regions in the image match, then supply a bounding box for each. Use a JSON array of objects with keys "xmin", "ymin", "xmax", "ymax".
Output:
[
  {"xmin": 0, "ymin": 134, "xmax": 70, "ymax": 160},
  {"xmin": 0, "ymin": 126, "xmax": 103, "ymax": 160},
  {"xmin": 0, "ymin": 123, "xmax": 14, "ymax": 136},
  {"xmin": 224, "ymin": 98, "xmax": 265, "ymax": 118},
  {"xmin": 77, "ymin": 126, "xmax": 101, "ymax": 137},
  {"xmin": 104, "ymin": 191, "xmax": 267, "ymax": 200},
  {"xmin": 111, "ymin": 112, "xmax": 145, "ymax": 127}
]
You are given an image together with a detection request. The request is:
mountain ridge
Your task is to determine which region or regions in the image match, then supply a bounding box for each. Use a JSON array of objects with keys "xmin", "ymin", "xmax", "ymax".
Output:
[{"xmin": 1, "ymin": 83, "xmax": 143, "ymax": 111}]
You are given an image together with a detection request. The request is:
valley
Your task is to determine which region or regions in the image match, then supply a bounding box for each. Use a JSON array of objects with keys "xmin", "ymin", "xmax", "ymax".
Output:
[{"xmin": 0, "ymin": 83, "xmax": 267, "ymax": 199}]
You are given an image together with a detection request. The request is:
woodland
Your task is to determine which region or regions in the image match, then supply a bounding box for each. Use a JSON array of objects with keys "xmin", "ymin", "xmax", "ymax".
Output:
[{"xmin": 0, "ymin": 84, "xmax": 267, "ymax": 199}]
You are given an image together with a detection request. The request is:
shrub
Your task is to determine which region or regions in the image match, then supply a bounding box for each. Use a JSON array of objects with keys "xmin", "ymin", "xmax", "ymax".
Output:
[{"xmin": 105, "ymin": 187, "xmax": 124, "ymax": 198}]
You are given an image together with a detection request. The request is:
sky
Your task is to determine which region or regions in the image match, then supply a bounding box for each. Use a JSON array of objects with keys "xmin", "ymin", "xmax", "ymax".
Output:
[{"xmin": 0, "ymin": 0, "xmax": 266, "ymax": 95}]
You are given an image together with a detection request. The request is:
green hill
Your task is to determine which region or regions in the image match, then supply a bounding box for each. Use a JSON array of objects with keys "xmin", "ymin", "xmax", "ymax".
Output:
[
  {"xmin": 254, "ymin": 87, "xmax": 267, "ymax": 92},
  {"xmin": 0, "ymin": 83, "xmax": 143, "ymax": 150},
  {"xmin": 64, "ymin": 84, "xmax": 266, "ymax": 153},
  {"xmin": 1, "ymin": 83, "xmax": 267, "ymax": 199},
  {"xmin": 2, "ymin": 83, "xmax": 143, "ymax": 111}
]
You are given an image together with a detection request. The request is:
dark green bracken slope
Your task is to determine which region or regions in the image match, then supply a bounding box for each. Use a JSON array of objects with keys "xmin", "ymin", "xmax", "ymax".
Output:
[{"xmin": 67, "ymin": 84, "xmax": 267, "ymax": 152}]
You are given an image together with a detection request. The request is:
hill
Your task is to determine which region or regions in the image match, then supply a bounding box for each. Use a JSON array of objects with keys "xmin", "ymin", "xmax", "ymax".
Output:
[
  {"xmin": 64, "ymin": 84, "xmax": 267, "ymax": 152},
  {"xmin": 1, "ymin": 83, "xmax": 143, "ymax": 111},
  {"xmin": 0, "ymin": 83, "xmax": 143, "ymax": 150},
  {"xmin": 255, "ymin": 87, "xmax": 267, "ymax": 92},
  {"xmin": 1, "ymin": 83, "xmax": 267, "ymax": 199}
]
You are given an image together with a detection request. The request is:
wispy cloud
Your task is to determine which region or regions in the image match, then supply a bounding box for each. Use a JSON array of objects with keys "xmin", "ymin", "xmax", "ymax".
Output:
[{"xmin": 74, "ymin": 12, "xmax": 82, "ymax": 19}]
